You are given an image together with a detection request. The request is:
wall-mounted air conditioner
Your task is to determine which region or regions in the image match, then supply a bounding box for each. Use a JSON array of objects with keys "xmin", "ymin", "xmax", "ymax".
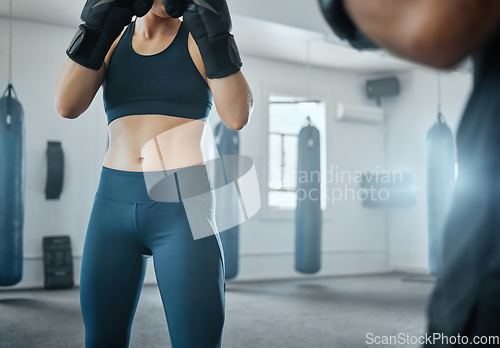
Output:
[{"xmin": 336, "ymin": 103, "xmax": 384, "ymax": 124}]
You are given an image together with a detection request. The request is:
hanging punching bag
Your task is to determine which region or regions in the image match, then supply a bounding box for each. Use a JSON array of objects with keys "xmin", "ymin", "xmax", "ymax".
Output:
[
  {"xmin": 427, "ymin": 112, "xmax": 455, "ymax": 275},
  {"xmin": 214, "ymin": 121, "xmax": 240, "ymax": 279},
  {"xmin": 0, "ymin": 84, "xmax": 25, "ymax": 286},
  {"xmin": 295, "ymin": 122, "xmax": 322, "ymax": 274}
]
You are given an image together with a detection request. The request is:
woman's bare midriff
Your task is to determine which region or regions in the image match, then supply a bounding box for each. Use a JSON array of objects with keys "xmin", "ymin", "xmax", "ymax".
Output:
[{"xmin": 103, "ymin": 114, "xmax": 207, "ymax": 172}]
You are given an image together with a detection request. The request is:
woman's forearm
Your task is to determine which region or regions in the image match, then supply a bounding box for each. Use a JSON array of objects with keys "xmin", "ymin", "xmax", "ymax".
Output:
[
  {"xmin": 54, "ymin": 59, "xmax": 106, "ymax": 119},
  {"xmin": 344, "ymin": 0, "xmax": 500, "ymax": 68},
  {"xmin": 208, "ymin": 72, "xmax": 253, "ymax": 131}
]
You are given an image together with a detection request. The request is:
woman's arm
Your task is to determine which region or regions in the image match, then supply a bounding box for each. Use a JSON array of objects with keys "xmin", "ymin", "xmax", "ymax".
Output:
[
  {"xmin": 343, "ymin": 0, "xmax": 500, "ymax": 68},
  {"xmin": 188, "ymin": 34, "xmax": 253, "ymax": 131},
  {"xmin": 55, "ymin": 0, "xmax": 153, "ymax": 119},
  {"xmin": 54, "ymin": 31, "xmax": 124, "ymax": 119},
  {"xmin": 207, "ymin": 72, "xmax": 253, "ymax": 131},
  {"xmin": 180, "ymin": 0, "xmax": 252, "ymax": 130},
  {"xmin": 54, "ymin": 60, "xmax": 106, "ymax": 119}
]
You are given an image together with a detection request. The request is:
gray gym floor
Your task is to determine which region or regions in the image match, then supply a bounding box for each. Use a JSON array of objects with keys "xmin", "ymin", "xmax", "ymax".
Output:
[{"xmin": 0, "ymin": 272, "xmax": 433, "ymax": 348}]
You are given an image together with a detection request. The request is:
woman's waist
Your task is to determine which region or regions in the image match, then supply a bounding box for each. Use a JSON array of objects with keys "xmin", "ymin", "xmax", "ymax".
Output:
[
  {"xmin": 96, "ymin": 163, "xmax": 212, "ymax": 204},
  {"xmin": 104, "ymin": 144, "xmax": 205, "ymax": 172}
]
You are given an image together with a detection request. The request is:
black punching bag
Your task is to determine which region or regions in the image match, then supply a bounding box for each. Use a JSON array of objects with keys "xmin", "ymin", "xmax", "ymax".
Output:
[
  {"xmin": 214, "ymin": 122, "xmax": 240, "ymax": 279},
  {"xmin": 295, "ymin": 121, "xmax": 322, "ymax": 273},
  {"xmin": 0, "ymin": 84, "xmax": 25, "ymax": 286},
  {"xmin": 427, "ymin": 112, "xmax": 455, "ymax": 275}
]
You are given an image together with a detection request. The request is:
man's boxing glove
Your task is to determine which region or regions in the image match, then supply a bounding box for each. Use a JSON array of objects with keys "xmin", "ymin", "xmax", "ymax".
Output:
[
  {"xmin": 163, "ymin": 0, "xmax": 187, "ymax": 18},
  {"xmin": 318, "ymin": 0, "xmax": 378, "ymax": 50},
  {"xmin": 67, "ymin": 0, "xmax": 153, "ymax": 70},
  {"xmin": 182, "ymin": 0, "xmax": 242, "ymax": 79}
]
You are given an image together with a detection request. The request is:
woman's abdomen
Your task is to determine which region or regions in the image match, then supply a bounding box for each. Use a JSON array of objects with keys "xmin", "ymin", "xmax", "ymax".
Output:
[{"xmin": 103, "ymin": 114, "xmax": 207, "ymax": 172}]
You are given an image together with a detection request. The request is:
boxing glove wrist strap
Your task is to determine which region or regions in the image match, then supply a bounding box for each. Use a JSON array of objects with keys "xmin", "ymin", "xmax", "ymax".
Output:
[
  {"xmin": 196, "ymin": 33, "xmax": 242, "ymax": 79},
  {"xmin": 66, "ymin": 7, "xmax": 132, "ymax": 70}
]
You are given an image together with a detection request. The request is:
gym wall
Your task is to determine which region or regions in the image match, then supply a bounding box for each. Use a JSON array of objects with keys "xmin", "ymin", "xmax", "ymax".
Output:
[
  {"xmin": 383, "ymin": 69, "xmax": 471, "ymax": 272},
  {"xmin": 0, "ymin": 17, "xmax": 108, "ymax": 289},
  {"xmin": 231, "ymin": 56, "xmax": 389, "ymax": 280}
]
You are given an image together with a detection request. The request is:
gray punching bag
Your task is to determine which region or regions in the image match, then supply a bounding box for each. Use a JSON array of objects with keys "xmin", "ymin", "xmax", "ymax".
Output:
[
  {"xmin": 295, "ymin": 122, "xmax": 322, "ymax": 273},
  {"xmin": 214, "ymin": 122, "xmax": 240, "ymax": 279},
  {"xmin": 0, "ymin": 84, "xmax": 25, "ymax": 286},
  {"xmin": 427, "ymin": 112, "xmax": 455, "ymax": 275}
]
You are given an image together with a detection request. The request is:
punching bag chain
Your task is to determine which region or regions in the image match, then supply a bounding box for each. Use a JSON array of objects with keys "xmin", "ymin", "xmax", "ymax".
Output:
[
  {"xmin": 437, "ymin": 72, "xmax": 445, "ymax": 124},
  {"xmin": 8, "ymin": 0, "xmax": 13, "ymax": 85},
  {"xmin": 306, "ymin": 40, "xmax": 312, "ymax": 98},
  {"xmin": 305, "ymin": 42, "xmax": 314, "ymax": 148},
  {"xmin": 4, "ymin": 0, "xmax": 14, "ymax": 128}
]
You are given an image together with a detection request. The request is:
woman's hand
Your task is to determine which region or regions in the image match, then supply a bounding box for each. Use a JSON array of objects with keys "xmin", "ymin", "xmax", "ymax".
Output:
[
  {"xmin": 182, "ymin": 0, "xmax": 242, "ymax": 79},
  {"xmin": 181, "ymin": 0, "xmax": 252, "ymax": 130}
]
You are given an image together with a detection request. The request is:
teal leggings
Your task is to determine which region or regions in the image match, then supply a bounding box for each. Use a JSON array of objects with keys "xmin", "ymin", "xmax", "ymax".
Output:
[{"xmin": 80, "ymin": 166, "xmax": 225, "ymax": 347}]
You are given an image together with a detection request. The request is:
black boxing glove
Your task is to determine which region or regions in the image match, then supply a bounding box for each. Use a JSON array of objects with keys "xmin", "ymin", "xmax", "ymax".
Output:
[
  {"xmin": 67, "ymin": 0, "xmax": 153, "ymax": 70},
  {"xmin": 163, "ymin": 0, "xmax": 187, "ymax": 18},
  {"xmin": 183, "ymin": 0, "xmax": 242, "ymax": 79},
  {"xmin": 318, "ymin": 0, "xmax": 378, "ymax": 50}
]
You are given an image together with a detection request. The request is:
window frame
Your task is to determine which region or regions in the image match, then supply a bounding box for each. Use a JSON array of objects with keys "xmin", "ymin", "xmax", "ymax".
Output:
[{"xmin": 259, "ymin": 83, "xmax": 334, "ymax": 221}]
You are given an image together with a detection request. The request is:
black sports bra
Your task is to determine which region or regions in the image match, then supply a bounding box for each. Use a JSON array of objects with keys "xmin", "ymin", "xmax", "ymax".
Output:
[{"xmin": 103, "ymin": 20, "xmax": 213, "ymax": 125}]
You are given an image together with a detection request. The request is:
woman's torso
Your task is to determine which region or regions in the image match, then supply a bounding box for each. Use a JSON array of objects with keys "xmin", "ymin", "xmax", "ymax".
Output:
[{"xmin": 102, "ymin": 18, "xmax": 211, "ymax": 172}]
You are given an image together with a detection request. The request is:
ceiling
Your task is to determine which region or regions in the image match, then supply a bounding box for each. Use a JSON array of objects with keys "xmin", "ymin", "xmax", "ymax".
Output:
[
  {"xmin": 0, "ymin": 0, "xmax": 423, "ymax": 73},
  {"xmin": 231, "ymin": 16, "xmax": 417, "ymax": 73}
]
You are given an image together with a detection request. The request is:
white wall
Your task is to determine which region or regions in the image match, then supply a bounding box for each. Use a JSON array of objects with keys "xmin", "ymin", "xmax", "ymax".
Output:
[
  {"xmin": 382, "ymin": 68, "xmax": 472, "ymax": 272},
  {"xmin": 0, "ymin": 18, "xmax": 108, "ymax": 289},
  {"xmin": 229, "ymin": 0, "xmax": 332, "ymax": 36},
  {"xmin": 233, "ymin": 56, "xmax": 390, "ymax": 280}
]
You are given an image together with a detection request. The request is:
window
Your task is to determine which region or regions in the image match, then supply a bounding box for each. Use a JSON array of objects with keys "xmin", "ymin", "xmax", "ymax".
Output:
[{"xmin": 268, "ymin": 95, "xmax": 327, "ymax": 210}]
